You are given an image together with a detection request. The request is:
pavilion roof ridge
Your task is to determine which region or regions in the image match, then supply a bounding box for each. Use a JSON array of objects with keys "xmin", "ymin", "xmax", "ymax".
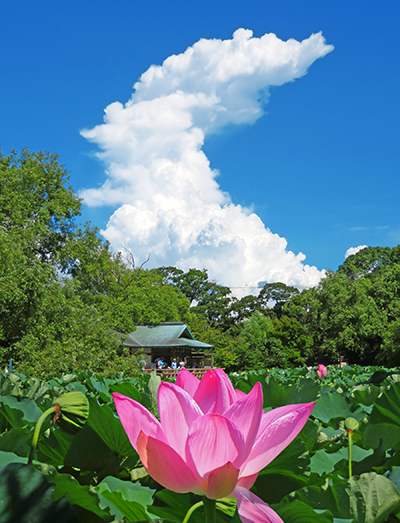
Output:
[{"xmin": 123, "ymin": 322, "xmax": 212, "ymax": 349}]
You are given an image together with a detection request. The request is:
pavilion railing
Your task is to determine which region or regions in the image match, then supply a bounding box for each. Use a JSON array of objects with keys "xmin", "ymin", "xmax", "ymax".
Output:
[{"xmin": 142, "ymin": 367, "xmax": 212, "ymax": 379}]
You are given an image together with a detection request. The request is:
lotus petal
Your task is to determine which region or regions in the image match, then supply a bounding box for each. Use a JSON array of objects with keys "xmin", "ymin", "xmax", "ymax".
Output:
[
  {"xmin": 223, "ymin": 382, "xmax": 262, "ymax": 459},
  {"xmin": 137, "ymin": 431, "xmax": 204, "ymax": 494},
  {"xmin": 176, "ymin": 368, "xmax": 200, "ymax": 397},
  {"xmin": 186, "ymin": 413, "xmax": 246, "ymax": 477},
  {"xmin": 235, "ymin": 389, "xmax": 247, "ymax": 400},
  {"xmin": 112, "ymin": 393, "xmax": 167, "ymax": 451},
  {"xmin": 194, "ymin": 369, "xmax": 236, "ymax": 414},
  {"xmin": 240, "ymin": 402, "xmax": 315, "ymax": 477},
  {"xmin": 235, "ymin": 487, "xmax": 284, "ymax": 523},
  {"xmin": 205, "ymin": 461, "xmax": 239, "ymax": 499},
  {"xmin": 316, "ymin": 364, "xmax": 328, "ymax": 378},
  {"xmin": 236, "ymin": 472, "xmax": 258, "ymax": 490},
  {"xmin": 158, "ymin": 382, "xmax": 203, "ymax": 454},
  {"xmin": 113, "ymin": 369, "xmax": 315, "ymax": 522}
]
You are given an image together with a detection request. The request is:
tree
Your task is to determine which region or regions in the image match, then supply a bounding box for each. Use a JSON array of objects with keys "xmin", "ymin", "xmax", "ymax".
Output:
[
  {"xmin": 0, "ymin": 149, "xmax": 195, "ymax": 376},
  {"xmin": 338, "ymin": 246, "xmax": 400, "ymax": 280},
  {"xmin": 269, "ymin": 316, "xmax": 312, "ymax": 365},
  {"xmin": 0, "ymin": 149, "xmax": 81, "ymax": 351},
  {"xmin": 258, "ymin": 282, "xmax": 299, "ymax": 318},
  {"xmin": 230, "ymin": 295, "xmax": 261, "ymax": 324},
  {"xmin": 285, "ymin": 247, "xmax": 400, "ymax": 365},
  {"xmin": 194, "ymin": 281, "xmax": 233, "ymax": 328},
  {"xmin": 187, "ymin": 314, "xmax": 240, "ymax": 371},
  {"xmin": 97, "ymin": 268, "xmax": 194, "ymax": 334},
  {"xmin": 157, "ymin": 267, "xmax": 208, "ymax": 305},
  {"xmin": 381, "ymin": 318, "xmax": 400, "ymax": 367},
  {"xmin": 11, "ymin": 279, "xmax": 138, "ymax": 380},
  {"xmin": 158, "ymin": 267, "xmax": 235, "ymax": 330},
  {"xmin": 237, "ymin": 312, "xmax": 285, "ymax": 369},
  {"xmin": 70, "ymin": 249, "xmax": 194, "ymax": 334},
  {"xmin": 312, "ymin": 263, "xmax": 395, "ymax": 364},
  {"xmin": 283, "ymin": 285, "xmax": 326, "ymax": 362},
  {"xmin": 236, "ymin": 311, "xmax": 312, "ymax": 371},
  {"xmin": 0, "ymin": 149, "xmax": 81, "ymax": 266}
]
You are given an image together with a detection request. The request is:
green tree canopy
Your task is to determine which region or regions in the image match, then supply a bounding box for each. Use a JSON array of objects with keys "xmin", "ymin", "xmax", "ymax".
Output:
[
  {"xmin": 0, "ymin": 149, "xmax": 81, "ymax": 266},
  {"xmin": 285, "ymin": 246, "xmax": 400, "ymax": 365},
  {"xmin": 258, "ymin": 282, "xmax": 299, "ymax": 317},
  {"xmin": 0, "ymin": 149, "xmax": 82, "ymax": 350},
  {"xmin": 158, "ymin": 266, "xmax": 235, "ymax": 329},
  {"xmin": 0, "ymin": 149, "xmax": 194, "ymax": 377}
]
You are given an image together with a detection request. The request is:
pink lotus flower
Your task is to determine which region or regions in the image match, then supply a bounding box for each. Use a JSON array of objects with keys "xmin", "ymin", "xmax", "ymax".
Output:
[
  {"xmin": 113, "ymin": 368, "xmax": 315, "ymax": 523},
  {"xmin": 316, "ymin": 364, "xmax": 327, "ymax": 379}
]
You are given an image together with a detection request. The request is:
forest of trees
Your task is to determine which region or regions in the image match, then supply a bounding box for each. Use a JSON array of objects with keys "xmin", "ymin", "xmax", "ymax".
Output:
[{"xmin": 1, "ymin": 149, "xmax": 400, "ymax": 378}]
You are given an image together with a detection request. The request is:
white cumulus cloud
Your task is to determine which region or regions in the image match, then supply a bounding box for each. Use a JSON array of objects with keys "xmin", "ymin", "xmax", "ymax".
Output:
[
  {"xmin": 80, "ymin": 29, "xmax": 333, "ymax": 292},
  {"xmin": 345, "ymin": 245, "xmax": 368, "ymax": 259}
]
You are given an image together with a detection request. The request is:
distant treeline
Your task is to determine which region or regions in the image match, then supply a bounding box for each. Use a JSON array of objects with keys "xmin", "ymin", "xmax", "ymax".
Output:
[{"xmin": 1, "ymin": 149, "xmax": 399, "ymax": 377}]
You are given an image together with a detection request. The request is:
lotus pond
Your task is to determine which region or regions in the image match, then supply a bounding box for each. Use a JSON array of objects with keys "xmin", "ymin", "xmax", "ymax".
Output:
[{"xmin": 1, "ymin": 365, "xmax": 400, "ymax": 522}]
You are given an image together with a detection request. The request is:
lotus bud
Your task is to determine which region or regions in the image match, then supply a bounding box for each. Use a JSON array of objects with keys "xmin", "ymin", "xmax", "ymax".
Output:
[
  {"xmin": 344, "ymin": 417, "xmax": 359, "ymax": 436},
  {"xmin": 53, "ymin": 391, "xmax": 90, "ymax": 435},
  {"xmin": 344, "ymin": 417, "xmax": 358, "ymax": 479},
  {"xmin": 316, "ymin": 364, "xmax": 327, "ymax": 379},
  {"xmin": 28, "ymin": 391, "xmax": 89, "ymax": 465}
]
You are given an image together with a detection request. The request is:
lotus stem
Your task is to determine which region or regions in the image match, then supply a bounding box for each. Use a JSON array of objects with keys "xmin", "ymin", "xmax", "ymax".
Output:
[
  {"xmin": 203, "ymin": 497, "xmax": 217, "ymax": 523},
  {"xmin": 348, "ymin": 431, "xmax": 353, "ymax": 478},
  {"xmin": 182, "ymin": 501, "xmax": 204, "ymax": 523},
  {"xmin": 28, "ymin": 406, "xmax": 55, "ymax": 465}
]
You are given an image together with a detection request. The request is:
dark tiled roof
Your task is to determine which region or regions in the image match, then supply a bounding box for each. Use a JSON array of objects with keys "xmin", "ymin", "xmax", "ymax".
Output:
[{"xmin": 123, "ymin": 323, "xmax": 213, "ymax": 349}]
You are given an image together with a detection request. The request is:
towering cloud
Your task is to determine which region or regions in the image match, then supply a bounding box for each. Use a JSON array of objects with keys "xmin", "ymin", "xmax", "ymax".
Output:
[{"xmin": 80, "ymin": 29, "xmax": 333, "ymax": 292}]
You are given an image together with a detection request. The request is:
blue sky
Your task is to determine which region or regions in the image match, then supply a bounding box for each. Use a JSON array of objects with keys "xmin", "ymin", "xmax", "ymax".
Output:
[{"xmin": 1, "ymin": 1, "xmax": 399, "ymax": 292}]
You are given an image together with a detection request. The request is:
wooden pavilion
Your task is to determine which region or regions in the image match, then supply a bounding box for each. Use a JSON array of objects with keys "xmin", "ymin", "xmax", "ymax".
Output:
[{"xmin": 123, "ymin": 322, "xmax": 214, "ymax": 377}]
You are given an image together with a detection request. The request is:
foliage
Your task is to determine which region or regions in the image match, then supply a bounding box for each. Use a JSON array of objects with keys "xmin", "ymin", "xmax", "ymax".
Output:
[
  {"xmin": 235, "ymin": 312, "xmax": 311, "ymax": 370},
  {"xmin": 0, "ymin": 149, "xmax": 80, "ymax": 349},
  {"xmin": 158, "ymin": 267, "xmax": 234, "ymax": 330},
  {"xmin": 187, "ymin": 315, "xmax": 240, "ymax": 371},
  {"xmin": 2, "ymin": 275, "xmax": 141, "ymax": 380},
  {"xmin": 0, "ymin": 149, "xmax": 194, "ymax": 377},
  {"xmin": 97, "ymin": 269, "xmax": 193, "ymax": 335},
  {"xmin": 257, "ymin": 282, "xmax": 299, "ymax": 318},
  {"xmin": 237, "ymin": 312, "xmax": 276, "ymax": 368},
  {"xmin": 158, "ymin": 268, "xmax": 304, "ymax": 332},
  {"xmin": 67, "ymin": 242, "xmax": 192, "ymax": 334},
  {"xmin": 0, "ymin": 149, "xmax": 81, "ymax": 265},
  {"xmin": 284, "ymin": 246, "xmax": 400, "ymax": 366},
  {"xmin": 1, "ymin": 366, "xmax": 400, "ymax": 521}
]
